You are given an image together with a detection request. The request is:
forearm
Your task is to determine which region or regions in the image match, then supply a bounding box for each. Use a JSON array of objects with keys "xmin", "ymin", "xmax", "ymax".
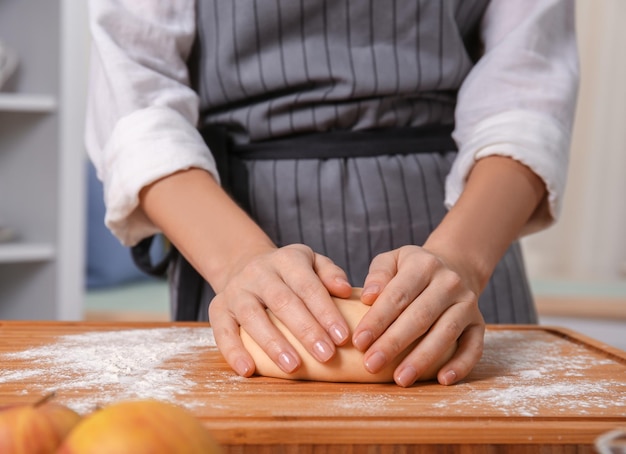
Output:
[
  {"xmin": 424, "ymin": 155, "xmax": 546, "ymax": 295},
  {"xmin": 139, "ymin": 168, "xmax": 276, "ymax": 292}
]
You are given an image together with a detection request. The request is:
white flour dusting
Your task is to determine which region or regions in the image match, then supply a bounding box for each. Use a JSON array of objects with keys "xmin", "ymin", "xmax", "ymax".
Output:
[
  {"xmin": 335, "ymin": 392, "xmax": 393, "ymax": 411},
  {"xmin": 1, "ymin": 327, "xmax": 220, "ymax": 414},
  {"xmin": 308, "ymin": 330, "xmax": 626, "ymax": 417},
  {"xmin": 429, "ymin": 330, "xmax": 626, "ymax": 417},
  {"xmin": 1, "ymin": 328, "xmax": 625, "ymax": 418}
]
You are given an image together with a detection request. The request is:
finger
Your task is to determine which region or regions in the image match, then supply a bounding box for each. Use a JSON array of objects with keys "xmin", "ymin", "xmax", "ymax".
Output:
[
  {"xmin": 313, "ymin": 253, "xmax": 353, "ymax": 299},
  {"xmin": 235, "ymin": 289, "xmax": 308, "ymax": 374},
  {"xmin": 359, "ymin": 269, "xmax": 469, "ymax": 373},
  {"xmin": 311, "ymin": 253, "xmax": 352, "ymax": 344},
  {"xmin": 274, "ymin": 246, "xmax": 351, "ymax": 347},
  {"xmin": 353, "ymin": 267, "xmax": 433, "ymax": 352},
  {"xmin": 208, "ymin": 293, "xmax": 256, "ymax": 377},
  {"xmin": 359, "ymin": 288, "xmax": 438, "ymax": 374},
  {"xmin": 261, "ymin": 278, "xmax": 339, "ymax": 363},
  {"xmin": 361, "ymin": 250, "xmax": 399, "ymax": 305},
  {"xmin": 212, "ymin": 288, "xmax": 305, "ymax": 375},
  {"xmin": 392, "ymin": 301, "xmax": 482, "ymax": 387},
  {"xmin": 437, "ymin": 321, "xmax": 485, "ymax": 386}
]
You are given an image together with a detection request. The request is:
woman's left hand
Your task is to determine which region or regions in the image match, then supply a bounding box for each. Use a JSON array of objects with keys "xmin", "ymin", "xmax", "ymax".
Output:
[{"xmin": 352, "ymin": 245, "xmax": 485, "ymax": 387}]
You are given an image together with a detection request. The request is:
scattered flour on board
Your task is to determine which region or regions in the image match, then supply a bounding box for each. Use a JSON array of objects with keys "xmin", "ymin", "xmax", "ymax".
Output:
[
  {"xmin": 430, "ymin": 330, "xmax": 626, "ymax": 417},
  {"xmin": 1, "ymin": 328, "xmax": 624, "ymax": 418},
  {"xmin": 335, "ymin": 392, "xmax": 393, "ymax": 411},
  {"xmin": 316, "ymin": 331, "xmax": 626, "ymax": 417},
  {"xmin": 0, "ymin": 327, "xmax": 226, "ymax": 414}
]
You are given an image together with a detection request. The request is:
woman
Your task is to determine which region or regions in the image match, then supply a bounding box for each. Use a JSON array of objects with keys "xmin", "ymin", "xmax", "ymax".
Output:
[{"xmin": 86, "ymin": 0, "xmax": 578, "ymax": 387}]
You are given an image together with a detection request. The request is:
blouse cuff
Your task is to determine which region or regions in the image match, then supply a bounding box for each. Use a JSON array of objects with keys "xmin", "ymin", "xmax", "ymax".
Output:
[
  {"xmin": 446, "ymin": 110, "xmax": 571, "ymax": 231},
  {"xmin": 102, "ymin": 106, "xmax": 219, "ymax": 246}
]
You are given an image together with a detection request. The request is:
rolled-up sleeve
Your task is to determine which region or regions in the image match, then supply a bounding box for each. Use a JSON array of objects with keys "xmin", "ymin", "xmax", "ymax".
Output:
[
  {"xmin": 447, "ymin": 0, "xmax": 579, "ymax": 232},
  {"xmin": 85, "ymin": 0, "xmax": 219, "ymax": 246}
]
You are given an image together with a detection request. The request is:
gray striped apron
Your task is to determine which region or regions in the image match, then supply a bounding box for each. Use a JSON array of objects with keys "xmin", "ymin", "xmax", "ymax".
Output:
[{"xmin": 139, "ymin": 0, "xmax": 537, "ymax": 324}]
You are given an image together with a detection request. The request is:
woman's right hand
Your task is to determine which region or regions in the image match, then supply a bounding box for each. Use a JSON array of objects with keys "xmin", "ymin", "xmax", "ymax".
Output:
[
  {"xmin": 208, "ymin": 243, "xmax": 354, "ymax": 377},
  {"xmin": 138, "ymin": 168, "xmax": 352, "ymax": 377}
]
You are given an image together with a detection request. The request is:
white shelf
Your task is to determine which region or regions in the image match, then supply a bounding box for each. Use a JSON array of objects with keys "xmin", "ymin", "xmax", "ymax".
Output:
[
  {"xmin": 0, "ymin": 0, "xmax": 86, "ymax": 320},
  {"xmin": 0, "ymin": 242, "xmax": 56, "ymax": 263},
  {"xmin": 0, "ymin": 93, "xmax": 57, "ymax": 113}
]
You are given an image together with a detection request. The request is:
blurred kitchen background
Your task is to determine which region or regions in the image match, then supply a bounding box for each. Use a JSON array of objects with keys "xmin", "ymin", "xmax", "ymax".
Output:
[{"xmin": 0, "ymin": 1, "xmax": 624, "ymax": 350}]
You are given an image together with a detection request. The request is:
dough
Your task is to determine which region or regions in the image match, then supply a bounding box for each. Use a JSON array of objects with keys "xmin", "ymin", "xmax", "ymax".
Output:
[{"xmin": 240, "ymin": 288, "xmax": 457, "ymax": 383}]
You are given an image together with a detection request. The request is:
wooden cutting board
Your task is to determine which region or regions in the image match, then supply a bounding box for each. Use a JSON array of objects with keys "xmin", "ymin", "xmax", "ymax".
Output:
[{"xmin": 1, "ymin": 321, "xmax": 624, "ymax": 453}]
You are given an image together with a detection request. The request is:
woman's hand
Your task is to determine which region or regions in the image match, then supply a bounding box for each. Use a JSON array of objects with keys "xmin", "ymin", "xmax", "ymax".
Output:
[
  {"xmin": 353, "ymin": 245, "xmax": 485, "ymax": 388},
  {"xmin": 208, "ymin": 244, "xmax": 353, "ymax": 378},
  {"xmin": 138, "ymin": 169, "xmax": 353, "ymax": 378},
  {"xmin": 352, "ymin": 155, "xmax": 548, "ymax": 388}
]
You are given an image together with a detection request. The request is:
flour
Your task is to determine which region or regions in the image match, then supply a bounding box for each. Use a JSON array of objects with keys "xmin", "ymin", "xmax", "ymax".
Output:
[
  {"xmin": 428, "ymin": 330, "xmax": 626, "ymax": 417},
  {"xmin": 1, "ymin": 327, "xmax": 624, "ymax": 418},
  {"xmin": 334, "ymin": 392, "xmax": 393, "ymax": 412},
  {"xmin": 455, "ymin": 381, "xmax": 617, "ymax": 417},
  {"xmin": 314, "ymin": 330, "xmax": 626, "ymax": 417},
  {"xmin": 1, "ymin": 327, "xmax": 220, "ymax": 414}
]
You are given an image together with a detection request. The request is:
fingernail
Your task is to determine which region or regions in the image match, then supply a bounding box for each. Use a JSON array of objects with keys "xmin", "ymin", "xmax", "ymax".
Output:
[
  {"xmin": 395, "ymin": 365, "xmax": 417, "ymax": 387},
  {"xmin": 278, "ymin": 352, "xmax": 298, "ymax": 373},
  {"xmin": 235, "ymin": 358, "xmax": 252, "ymax": 377},
  {"xmin": 313, "ymin": 340, "xmax": 334, "ymax": 362},
  {"xmin": 335, "ymin": 277, "xmax": 351, "ymax": 288},
  {"xmin": 362, "ymin": 284, "xmax": 380, "ymax": 298},
  {"xmin": 442, "ymin": 370, "xmax": 457, "ymax": 385},
  {"xmin": 330, "ymin": 324, "xmax": 348, "ymax": 345},
  {"xmin": 353, "ymin": 330, "xmax": 374, "ymax": 351},
  {"xmin": 364, "ymin": 351, "xmax": 387, "ymax": 373}
]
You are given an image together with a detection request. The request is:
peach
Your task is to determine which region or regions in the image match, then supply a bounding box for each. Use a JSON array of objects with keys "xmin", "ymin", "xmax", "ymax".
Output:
[
  {"xmin": 57, "ymin": 399, "xmax": 221, "ymax": 454},
  {"xmin": 0, "ymin": 393, "xmax": 82, "ymax": 454}
]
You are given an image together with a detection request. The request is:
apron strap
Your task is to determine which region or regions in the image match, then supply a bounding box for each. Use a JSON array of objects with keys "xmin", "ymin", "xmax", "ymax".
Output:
[
  {"xmin": 130, "ymin": 235, "xmax": 172, "ymax": 277},
  {"xmin": 231, "ymin": 125, "xmax": 456, "ymax": 160},
  {"xmin": 174, "ymin": 250, "xmax": 205, "ymax": 321}
]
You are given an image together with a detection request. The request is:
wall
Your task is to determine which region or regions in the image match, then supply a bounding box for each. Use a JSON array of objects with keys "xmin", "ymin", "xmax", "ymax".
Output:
[{"xmin": 522, "ymin": 0, "xmax": 626, "ymax": 284}]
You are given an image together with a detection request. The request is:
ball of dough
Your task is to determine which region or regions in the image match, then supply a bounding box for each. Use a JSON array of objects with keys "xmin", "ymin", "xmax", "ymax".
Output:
[{"xmin": 240, "ymin": 288, "xmax": 457, "ymax": 383}]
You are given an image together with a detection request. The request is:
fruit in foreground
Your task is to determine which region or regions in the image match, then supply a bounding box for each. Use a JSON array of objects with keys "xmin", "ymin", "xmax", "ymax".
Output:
[
  {"xmin": 57, "ymin": 399, "xmax": 221, "ymax": 454},
  {"xmin": 0, "ymin": 393, "xmax": 82, "ymax": 454}
]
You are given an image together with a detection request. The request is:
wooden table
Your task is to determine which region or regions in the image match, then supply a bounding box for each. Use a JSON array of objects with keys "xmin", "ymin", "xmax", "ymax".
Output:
[{"xmin": 1, "ymin": 321, "xmax": 625, "ymax": 453}]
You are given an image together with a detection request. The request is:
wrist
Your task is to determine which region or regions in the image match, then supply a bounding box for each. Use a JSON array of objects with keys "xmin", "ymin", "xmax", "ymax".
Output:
[
  {"xmin": 423, "ymin": 156, "xmax": 546, "ymax": 294},
  {"xmin": 203, "ymin": 242, "xmax": 277, "ymax": 293},
  {"xmin": 139, "ymin": 167, "xmax": 277, "ymax": 293},
  {"xmin": 422, "ymin": 234, "xmax": 490, "ymax": 297}
]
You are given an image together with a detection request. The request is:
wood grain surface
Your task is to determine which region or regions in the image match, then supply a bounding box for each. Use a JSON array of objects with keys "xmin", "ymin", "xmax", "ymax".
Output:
[{"xmin": 1, "ymin": 321, "xmax": 625, "ymax": 453}]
